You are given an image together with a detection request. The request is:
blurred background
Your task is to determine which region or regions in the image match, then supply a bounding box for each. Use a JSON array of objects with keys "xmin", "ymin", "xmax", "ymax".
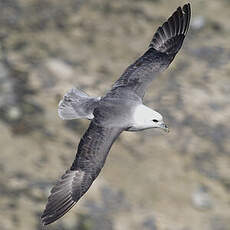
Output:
[{"xmin": 0, "ymin": 0, "xmax": 230, "ymax": 229}]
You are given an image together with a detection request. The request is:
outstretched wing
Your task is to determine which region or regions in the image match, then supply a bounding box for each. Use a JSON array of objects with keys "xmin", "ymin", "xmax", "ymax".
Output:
[
  {"xmin": 41, "ymin": 122, "xmax": 123, "ymax": 225},
  {"xmin": 111, "ymin": 3, "xmax": 191, "ymax": 99}
]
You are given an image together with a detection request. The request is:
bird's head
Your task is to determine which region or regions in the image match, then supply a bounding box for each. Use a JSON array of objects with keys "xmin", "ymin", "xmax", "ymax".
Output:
[
  {"xmin": 131, "ymin": 105, "xmax": 169, "ymax": 132},
  {"xmin": 151, "ymin": 110, "xmax": 169, "ymax": 132}
]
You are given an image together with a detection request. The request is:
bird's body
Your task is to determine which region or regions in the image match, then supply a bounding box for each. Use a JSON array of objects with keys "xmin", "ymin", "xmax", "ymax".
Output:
[{"xmin": 41, "ymin": 3, "xmax": 191, "ymax": 225}]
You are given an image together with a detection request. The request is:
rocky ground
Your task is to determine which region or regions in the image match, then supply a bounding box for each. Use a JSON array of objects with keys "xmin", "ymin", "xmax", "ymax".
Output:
[{"xmin": 0, "ymin": 0, "xmax": 230, "ymax": 230}]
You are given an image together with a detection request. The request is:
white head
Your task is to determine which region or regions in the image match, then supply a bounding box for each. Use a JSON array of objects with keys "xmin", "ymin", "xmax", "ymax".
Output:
[
  {"xmin": 151, "ymin": 110, "xmax": 169, "ymax": 132},
  {"xmin": 131, "ymin": 104, "xmax": 169, "ymax": 132}
]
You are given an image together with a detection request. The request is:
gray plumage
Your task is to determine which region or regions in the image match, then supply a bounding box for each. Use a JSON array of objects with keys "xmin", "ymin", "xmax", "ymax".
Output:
[
  {"xmin": 58, "ymin": 88, "xmax": 100, "ymax": 120},
  {"xmin": 41, "ymin": 123, "xmax": 122, "ymax": 225},
  {"xmin": 111, "ymin": 3, "xmax": 190, "ymax": 99},
  {"xmin": 41, "ymin": 3, "xmax": 191, "ymax": 225}
]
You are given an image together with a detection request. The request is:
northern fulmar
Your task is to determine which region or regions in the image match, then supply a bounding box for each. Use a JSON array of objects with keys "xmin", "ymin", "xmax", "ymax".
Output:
[{"xmin": 41, "ymin": 3, "xmax": 191, "ymax": 225}]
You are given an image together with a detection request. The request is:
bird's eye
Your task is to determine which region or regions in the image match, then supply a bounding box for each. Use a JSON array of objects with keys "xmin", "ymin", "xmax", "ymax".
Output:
[{"xmin": 153, "ymin": 119, "xmax": 158, "ymax": 123}]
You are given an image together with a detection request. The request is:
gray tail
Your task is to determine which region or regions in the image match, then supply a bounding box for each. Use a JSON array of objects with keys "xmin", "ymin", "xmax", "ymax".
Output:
[
  {"xmin": 58, "ymin": 88, "xmax": 100, "ymax": 120},
  {"xmin": 150, "ymin": 3, "xmax": 191, "ymax": 54}
]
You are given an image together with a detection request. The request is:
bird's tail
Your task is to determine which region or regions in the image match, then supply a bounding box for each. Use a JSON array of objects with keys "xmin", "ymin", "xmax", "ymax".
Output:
[
  {"xmin": 58, "ymin": 88, "xmax": 100, "ymax": 120},
  {"xmin": 150, "ymin": 3, "xmax": 191, "ymax": 55}
]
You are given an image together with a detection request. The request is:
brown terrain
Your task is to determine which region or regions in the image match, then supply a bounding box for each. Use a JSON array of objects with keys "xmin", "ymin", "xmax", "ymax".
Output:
[{"xmin": 0, "ymin": 0, "xmax": 230, "ymax": 229}]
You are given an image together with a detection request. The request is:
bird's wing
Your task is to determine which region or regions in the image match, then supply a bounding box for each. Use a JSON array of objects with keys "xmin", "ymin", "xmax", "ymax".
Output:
[
  {"xmin": 41, "ymin": 122, "xmax": 123, "ymax": 225},
  {"xmin": 111, "ymin": 3, "xmax": 191, "ymax": 99}
]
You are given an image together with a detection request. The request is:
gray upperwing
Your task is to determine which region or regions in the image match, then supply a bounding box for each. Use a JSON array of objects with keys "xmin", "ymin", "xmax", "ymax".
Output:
[
  {"xmin": 41, "ymin": 121, "xmax": 123, "ymax": 225},
  {"xmin": 111, "ymin": 3, "xmax": 191, "ymax": 99}
]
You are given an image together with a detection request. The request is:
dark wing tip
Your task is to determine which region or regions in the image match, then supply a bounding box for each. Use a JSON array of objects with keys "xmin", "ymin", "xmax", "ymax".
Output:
[
  {"xmin": 41, "ymin": 123, "xmax": 121, "ymax": 225},
  {"xmin": 150, "ymin": 3, "xmax": 191, "ymax": 54},
  {"xmin": 183, "ymin": 3, "xmax": 191, "ymax": 35},
  {"xmin": 41, "ymin": 170, "xmax": 77, "ymax": 225},
  {"xmin": 41, "ymin": 201, "xmax": 76, "ymax": 225}
]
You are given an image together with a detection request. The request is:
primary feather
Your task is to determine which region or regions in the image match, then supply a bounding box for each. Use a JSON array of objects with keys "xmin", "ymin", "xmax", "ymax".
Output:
[
  {"xmin": 41, "ymin": 123, "xmax": 122, "ymax": 225},
  {"xmin": 112, "ymin": 3, "xmax": 191, "ymax": 98}
]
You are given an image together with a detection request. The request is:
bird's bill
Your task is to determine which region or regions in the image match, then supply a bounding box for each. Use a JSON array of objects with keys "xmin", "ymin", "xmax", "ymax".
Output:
[{"xmin": 159, "ymin": 122, "xmax": 169, "ymax": 132}]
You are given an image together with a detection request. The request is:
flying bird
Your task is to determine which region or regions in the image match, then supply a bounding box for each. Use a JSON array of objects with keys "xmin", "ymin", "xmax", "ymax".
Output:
[{"xmin": 41, "ymin": 3, "xmax": 191, "ymax": 225}]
